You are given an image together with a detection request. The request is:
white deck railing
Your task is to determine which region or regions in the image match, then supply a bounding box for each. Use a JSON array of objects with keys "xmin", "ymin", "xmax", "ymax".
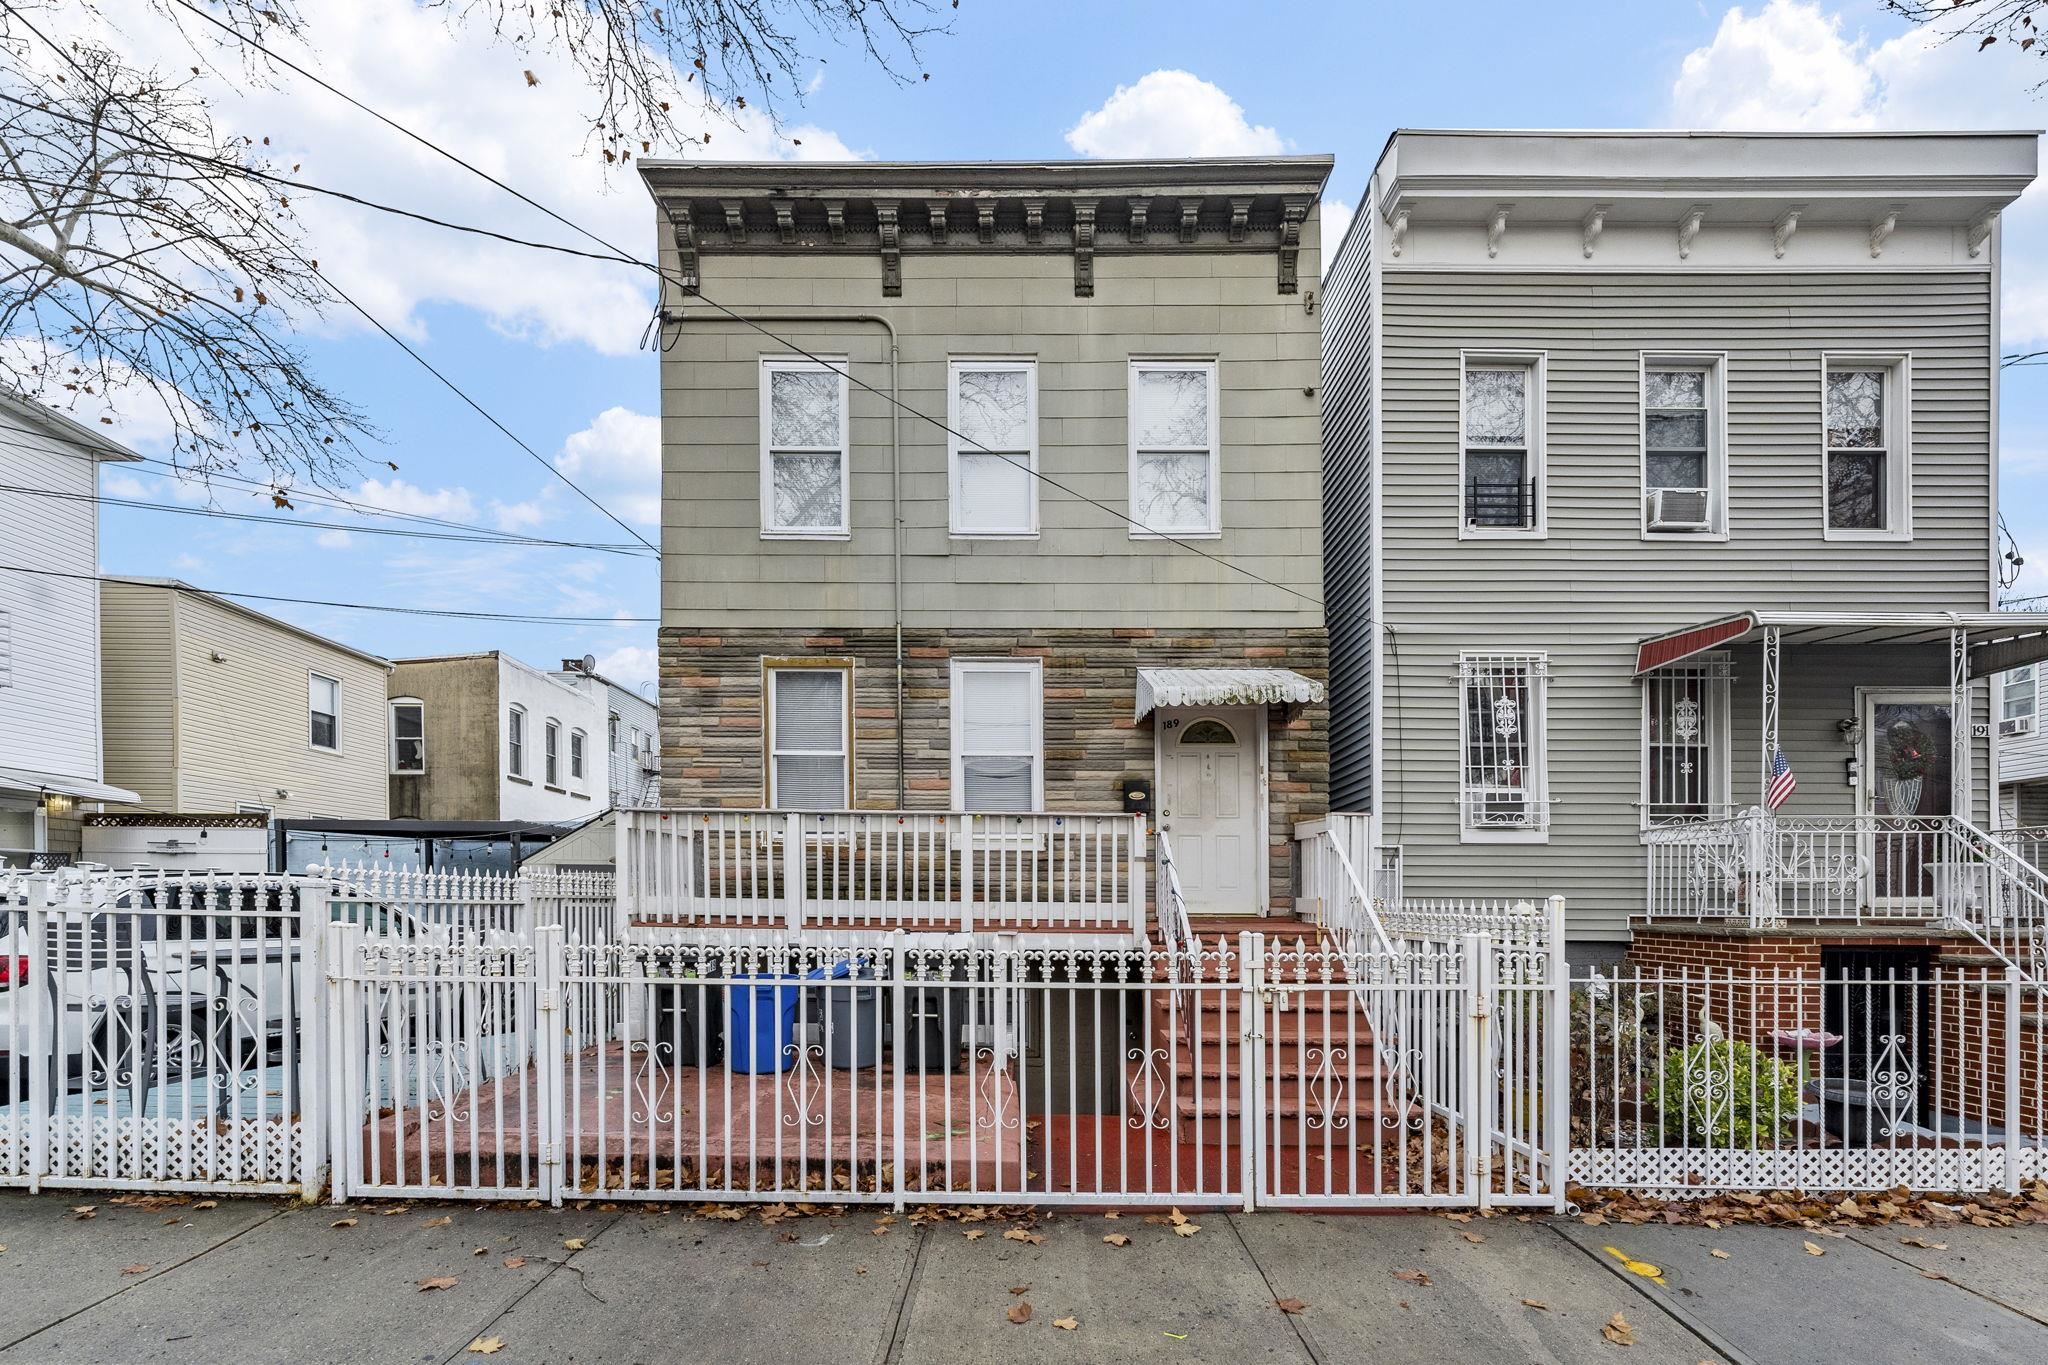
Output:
[{"xmin": 615, "ymin": 808, "xmax": 1146, "ymax": 939}]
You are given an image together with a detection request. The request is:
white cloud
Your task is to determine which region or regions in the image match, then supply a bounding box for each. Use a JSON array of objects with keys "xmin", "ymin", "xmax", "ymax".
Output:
[
  {"xmin": 171, "ymin": 553, "xmax": 207, "ymax": 574},
  {"xmin": 316, "ymin": 528, "xmax": 354, "ymax": 549},
  {"xmin": 491, "ymin": 498, "xmax": 548, "ymax": 532},
  {"xmin": 1321, "ymin": 199, "xmax": 1356, "ymax": 260},
  {"xmin": 1066, "ymin": 71, "xmax": 1287, "ymax": 159},
  {"xmin": 52, "ymin": 1, "xmax": 863, "ymax": 358},
  {"xmin": 349, "ymin": 477, "xmax": 479, "ymax": 521},
  {"xmin": 100, "ymin": 471, "xmax": 149, "ymax": 500},
  {"xmin": 558, "ymin": 406, "xmax": 660, "ymax": 526},
  {"xmin": 1673, "ymin": 3, "xmax": 2048, "ymax": 343},
  {"xmin": 595, "ymin": 643, "xmax": 659, "ymax": 695}
]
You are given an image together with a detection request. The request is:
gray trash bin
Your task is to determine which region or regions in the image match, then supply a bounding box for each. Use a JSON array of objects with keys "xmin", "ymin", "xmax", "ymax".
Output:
[{"xmin": 810, "ymin": 961, "xmax": 879, "ymax": 1070}]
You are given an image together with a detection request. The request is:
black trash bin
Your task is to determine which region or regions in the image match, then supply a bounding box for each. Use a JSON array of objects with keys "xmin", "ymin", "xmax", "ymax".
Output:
[
  {"xmin": 898, "ymin": 959, "xmax": 970, "ymax": 1075},
  {"xmin": 651, "ymin": 957, "xmax": 724, "ymax": 1068}
]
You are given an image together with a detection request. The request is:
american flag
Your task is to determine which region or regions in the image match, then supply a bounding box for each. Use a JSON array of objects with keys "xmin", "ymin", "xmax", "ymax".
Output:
[{"xmin": 1765, "ymin": 748, "xmax": 1798, "ymax": 811}]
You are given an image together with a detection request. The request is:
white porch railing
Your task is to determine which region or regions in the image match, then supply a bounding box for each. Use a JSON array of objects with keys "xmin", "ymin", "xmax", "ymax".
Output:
[
  {"xmin": 1298, "ymin": 822, "xmax": 1395, "ymax": 956},
  {"xmin": 1155, "ymin": 830, "xmax": 1197, "ymax": 957},
  {"xmin": 615, "ymin": 809, "xmax": 1145, "ymax": 940}
]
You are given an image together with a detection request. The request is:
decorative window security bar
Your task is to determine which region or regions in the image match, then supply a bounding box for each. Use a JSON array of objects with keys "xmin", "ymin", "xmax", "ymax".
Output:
[{"xmin": 1458, "ymin": 655, "xmax": 1549, "ymax": 833}]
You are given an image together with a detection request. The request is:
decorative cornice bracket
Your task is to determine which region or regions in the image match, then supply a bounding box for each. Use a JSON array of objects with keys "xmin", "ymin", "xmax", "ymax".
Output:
[
  {"xmin": 1772, "ymin": 207, "xmax": 1802, "ymax": 260},
  {"xmin": 1228, "ymin": 197, "xmax": 1253, "ymax": 242},
  {"xmin": 976, "ymin": 201, "xmax": 995, "ymax": 244},
  {"xmin": 669, "ymin": 202, "xmax": 698, "ymax": 294},
  {"xmin": 1073, "ymin": 199, "xmax": 1096, "ymax": 298},
  {"xmin": 1486, "ymin": 203, "xmax": 1511, "ymax": 259},
  {"xmin": 1580, "ymin": 204, "xmax": 1608, "ymax": 260},
  {"xmin": 1969, "ymin": 210, "xmax": 1998, "ymax": 259},
  {"xmin": 721, "ymin": 199, "xmax": 748, "ymax": 245},
  {"xmin": 927, "ymin": 201, "xmax": 948, "ymax": 244},
  {"xmin": 1179, "ymin": 199, "xmax": 1200, "ymax": 244},
  {"xmin": 1677, "ymin": 205, "xmax": 1706, "ymax": 260},
  {"xmin": 1022, "ymin": 198, "xmax": 1045, "ymax": 246},
  {"xmin": 824, "ymin": 200, "xmax": 846, "ymax": 244},
  {"xmin": 1128, "ymin": 198, "xmax": 1150, "ymax": 244},
  {"xmin": 771, "ymin": 199, "xmax": 795, "ymax": 244},
  {"xmin": 875, "ymin": 200, "xmax": 901, "ymax": 297},
  {"xmin": 1386, "ymin": 200, "xmax": 1411, "ymax": 258},
  {"xmin": 1870, "ymin": 206, "xmax": 1902, "ymax": 258},
  {"xmin": 1277, "ymin": 197, "xmax": 1307, "ymax": 295}
]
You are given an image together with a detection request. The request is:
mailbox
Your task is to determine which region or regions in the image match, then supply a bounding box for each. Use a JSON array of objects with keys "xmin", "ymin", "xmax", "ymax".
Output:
[{"xmin": 1118, "ymin": 775, "xmax": 1152, "ymax": 816}]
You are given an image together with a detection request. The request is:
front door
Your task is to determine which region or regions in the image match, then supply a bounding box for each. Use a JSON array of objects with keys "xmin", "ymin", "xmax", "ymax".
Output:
[
  {"xmin": 1158, "ymin": 706, "xmax": 1262, "ymax": 916},
  {"xmin": 1861, "ymin": 692, "xmax": 1955, "ymax": 904}
]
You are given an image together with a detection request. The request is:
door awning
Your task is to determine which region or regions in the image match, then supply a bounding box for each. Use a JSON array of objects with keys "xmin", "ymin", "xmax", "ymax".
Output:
[
  {"xmin": 0, "ymin": 765, "xmax": 140, "ymax": 805},
  {"xmin": 1135, "ymin": 667, "xmax": 1325, "ymax": 719},
  {"xmin": 1634, "ymin": 611, "xmax": 2048, "ymax": 677}
]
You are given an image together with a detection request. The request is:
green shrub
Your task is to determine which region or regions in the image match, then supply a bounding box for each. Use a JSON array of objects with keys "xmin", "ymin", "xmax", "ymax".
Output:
[{"xmin": 1649, "ymin": 1039, "xmax": 1802, "ymax": 1149}]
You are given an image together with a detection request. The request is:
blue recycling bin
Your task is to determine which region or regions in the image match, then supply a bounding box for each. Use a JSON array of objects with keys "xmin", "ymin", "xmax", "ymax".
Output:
[{"xmin": 728, "ymin": 975, "xmax": 802, "ymax": 1073}]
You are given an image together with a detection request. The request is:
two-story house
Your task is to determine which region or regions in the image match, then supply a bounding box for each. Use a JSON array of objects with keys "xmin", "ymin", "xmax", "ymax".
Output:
[
  {"xmin": 388, "ymin": 652, "xmax": 608, "ymax": 823},
  {"xmin": 0, "ymin": 392, "xmax": 140, "ymax": 866},
  {"xmin": 551, "ymin": 657, "xmax": 660, "ymax": 808},
  {"xmin": 634, "ymin": 157, "xmax": 1335, "ymax": 935},
  {"xmin": 91, "ymin": 577, "xmax": 390, "ymax": 867},
  {"xmin": 1998, "ymin": 661, "xmax": 2047, "ymax": 833},
  {"xmin": 1322, "ymin": 129, "xmax": 2047, "ymax": 959}
]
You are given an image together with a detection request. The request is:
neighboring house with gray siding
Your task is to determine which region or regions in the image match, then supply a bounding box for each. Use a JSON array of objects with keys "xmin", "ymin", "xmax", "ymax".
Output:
[
  {"xmin": 550, "ymin": 659, "xmax": 660, "ymax": 808},
  {"xmin": 1997, "ymin": 663, "xmax": 2048, "ymax": 826},
  {"xmin": 639, "ymin": 157, "xmax": 1334, "ymax": 920},
  {"xmin": 0, "ymin": 394, "xmax": 140, "ymax": 865},
  {"xmin": 1322, "ymin": 130, "xmax": 2043, "ymax": 944}
]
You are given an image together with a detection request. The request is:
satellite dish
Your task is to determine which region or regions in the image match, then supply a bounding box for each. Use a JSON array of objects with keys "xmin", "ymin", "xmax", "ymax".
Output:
[{"xmin": 581, "ymin": 654, "xmax": 597, "ymax": 674}]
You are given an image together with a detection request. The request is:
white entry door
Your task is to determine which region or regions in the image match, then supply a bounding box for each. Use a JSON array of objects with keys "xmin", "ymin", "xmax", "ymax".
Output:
[{"xmin": 1159, "ymin": 706, "xmax": 1263, "ymax": 916}]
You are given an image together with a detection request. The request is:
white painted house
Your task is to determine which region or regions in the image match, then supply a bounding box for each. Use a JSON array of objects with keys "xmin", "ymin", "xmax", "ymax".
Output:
[{"xmin": 0, "ymin": 392, "xmax": 140, "ymax": 865}]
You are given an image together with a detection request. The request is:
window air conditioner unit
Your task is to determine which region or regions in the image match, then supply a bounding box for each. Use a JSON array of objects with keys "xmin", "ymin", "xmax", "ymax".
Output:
[
  {"xmin": 1647, "ymin": 487, "xmax": 1712, "ymax": 532},
  {"xmin": 2000, "ymin": 714, "xmax": 2037, "ymax": 739}
]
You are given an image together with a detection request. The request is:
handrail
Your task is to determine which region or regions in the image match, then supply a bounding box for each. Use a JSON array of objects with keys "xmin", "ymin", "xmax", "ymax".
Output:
[
  {"xmin": 1944, "ymin": 816, "xmax": 2048, "ymax": 985},
  {"xmin": 1323, "ymin": 832, "xmax": 1397, "ymax": 956},
  {"xmin": 1155, "ymin": 830, "xmax": 1196, "ymax": 958}
]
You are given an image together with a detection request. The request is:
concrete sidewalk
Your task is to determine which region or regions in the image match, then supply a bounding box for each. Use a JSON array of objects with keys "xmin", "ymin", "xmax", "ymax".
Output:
[{"xmin": 0, "ymin": 1192, "xmax": 2043, "ymax": 1365}]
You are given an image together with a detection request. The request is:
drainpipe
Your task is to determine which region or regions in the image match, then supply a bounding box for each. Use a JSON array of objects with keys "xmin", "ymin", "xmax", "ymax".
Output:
[{"xmin": 657, "ymin": 307, "xmax": 907, "ymax": 806}]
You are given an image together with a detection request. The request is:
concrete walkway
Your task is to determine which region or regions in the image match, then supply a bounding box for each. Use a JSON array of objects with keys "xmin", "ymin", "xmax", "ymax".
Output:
[{"xmin": 0, "ymin": 1191, "xmax": 2044, "ymax": 1364}]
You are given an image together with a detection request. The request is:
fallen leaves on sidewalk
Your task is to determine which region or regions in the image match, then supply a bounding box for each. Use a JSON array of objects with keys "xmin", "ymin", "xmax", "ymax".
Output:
[
  {"xmin": 1802, "ymin": 1241, "xmax": 1825, "ymax": 1257},
  {"xmin": 1007, "ymin": 1302, "xmax": 1032, "ymax": 1325},
  {"xmin": 1460, "ymin": 1230, "xmax": 1486, "ymax": 1245},
  {"xmin": 466, "ymin": 1337, "xmax": 504, "ymax": 1355},
  {"xmin": 1054, "ymin": 1316, "xmax": 1078, "ymax": 1331},
  {"xmin": 1002, "ymin": 1227, "xmax": 1045, "ymax": 1245},
  {"xmin": 416, "ymin": 1276, "xmax": 459, "ymax": 1292},
  {"xmin": 562, "ymin": 1238, "xmax": 586, "ymax": 1251},
  {"xmin": 1568, "ymin": 1180, "xmax": 2048, "ymax": 1231},
  {"xmin": 1899, "ymin": 1237, "xmax": 1948, "ymax": 1250},
  {"xmin": 69, "ymin": 1206, "xmax": 95, "ymax": 1220},
  {"xmin": 119, "ymin": 1264, "xmax": 150, "ymax": 1276},
  {"xmin": 1104, "ymin": 1233, "xmax": 1130, "ymax": 1247},
  {"xmin": 1520, "ymin": 1299, "xmax": 1550, "ymax": 1311},
  {"xmin": 1393, "ymin": 1268, "xmax": 1433, "ymax": 1287},
  {"xmin": 1709, "ymin": 1249, "xmax": 1729, "ymax": 1259},
  {"xmin": 331, "ymin": 1217, "xmax": 358, "ymax": 1229},
  {"xmin": 502, "ymin": 1256, "xmax": 528, "ymax": 1269},
  {"xmin": 1169, "ymin": 1208, "xmax": 1200, "ymax": 1237},
  {"xmin": 1275, "ymin": 1298, "xmax": 1309, "ymax": 1315},
  {"xmin": 423, "ymin": 1216, "xmax": 452, "ymax": 1229},
  {"xmin": 1601, "ymin": 1312, "xmax": 1635, "ymax": 1346},
  {"xmin": 1009, "ymin": 1284, "xmax": 1030, "ymax": 1295},
  {"xmin": 962, "ymin": 1228, "xmax": 985, "ymax": 1241}
]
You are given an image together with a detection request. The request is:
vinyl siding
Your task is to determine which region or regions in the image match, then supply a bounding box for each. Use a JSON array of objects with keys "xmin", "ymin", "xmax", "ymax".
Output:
[
  {"xmin": 658, "ymin": 236, "xmax": 1326, "ymax": 630},
  {"xmin": 1997, "ymin": 668, "xmax": 2048, "ymax": 785},
  {"xmin": 0, "ymin": 407, "xmax": 105, "ymax": 783},
  {"xmin": 1319, "ymin": 211, "xmax": 1374, "ymax": 812},
  {"xmin": 1376, "ymin": 271, "xmax": 1996, "ymax": 940},
  {"xmin": 98, "ymin": 581, "xmax": 178, "ymax": 810}
]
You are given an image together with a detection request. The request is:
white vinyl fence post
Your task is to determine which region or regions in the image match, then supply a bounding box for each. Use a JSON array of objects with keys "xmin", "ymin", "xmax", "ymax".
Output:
[
  {"xmin": 890, "ymin": 929, "xmax": 907, "ymax": 1213},
  {"xmin": 1545, "ymin": 895, "xmax": 1570, "ymax": 1213},
  {"xmin": 783, "ymin": 814, "xmax": 805, "ymax": 935},
  {"xmin": 2006, "ymin": 964, "xmax": 2024, "ymax": 1197},
  {"xmin": 324, "ymin": 918, "xmax": 359, "ymax": 1206},
  {"xmin": 537, "ymin": 924, "xmax": 566, "ymax": 1206},
  {"xmin": 1464, "ymin": 932, "xmax": 1494, "ymax": 1212},
  {"xmin": 298, "ymin": 878, "xmax": 331, "ymax": 1203},
  {"xmin": 1240, "ymin": 930, "xmax": 1263, "ymax": 1214},
  {"xmin": 25, "ymin": 882, "xmax": 49, "ymax": 1194}
]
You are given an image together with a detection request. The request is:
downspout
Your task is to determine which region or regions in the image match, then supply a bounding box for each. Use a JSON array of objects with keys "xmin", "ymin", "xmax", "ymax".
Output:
[{"xmin": 658, "ymin": 306, "xmax": 906, "ymax": 806}]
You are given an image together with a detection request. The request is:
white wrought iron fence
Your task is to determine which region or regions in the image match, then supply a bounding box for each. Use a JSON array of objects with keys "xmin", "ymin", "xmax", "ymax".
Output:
[
  {"xmin": 615, "ymin": 809, "xmax": 1145, "ymax": 940},
  {"xmin": 1569, "ymin": 963, "xmax": 2045, "ymax": 1195}
]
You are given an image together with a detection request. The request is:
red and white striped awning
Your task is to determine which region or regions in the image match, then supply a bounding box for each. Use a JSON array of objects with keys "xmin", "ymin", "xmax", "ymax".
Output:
[{"xmin": 1634, "ymin": 611, "xmax": 2048, "ymax": 676}]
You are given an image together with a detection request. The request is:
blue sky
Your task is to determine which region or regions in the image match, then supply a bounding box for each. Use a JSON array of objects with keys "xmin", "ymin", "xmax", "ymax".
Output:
[{"xmin": 59, "ymin": 1, "xmax": 2048, "ymax": 691}]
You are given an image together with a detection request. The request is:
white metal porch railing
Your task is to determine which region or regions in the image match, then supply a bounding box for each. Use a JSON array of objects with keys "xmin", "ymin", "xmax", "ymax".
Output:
[
  {"xmin": 1155, "ymin": 831, "xmax": 1197, "ymax": 958},
  {"xmin": 614, "ymin": 809, "xmax": 1146, "ymax": 940}
]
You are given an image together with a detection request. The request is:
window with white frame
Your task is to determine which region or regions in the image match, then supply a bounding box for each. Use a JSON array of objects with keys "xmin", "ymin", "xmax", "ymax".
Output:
[
  {"xmin": 1642, "ymin": 657, "xmax": 1731, "ymax": 825},
  {"xmin": 507, "ymin": 704, "xmax": 526, "ymax": 777},
  {"xmin": 544, "ymin": 720, "xmax": 561, "ymax": 786},
  {"xmin": 760, "ymin": 358, "xmax": 849, "ymax": 537},
  {"xmin": 609, "ymin": 713, "xmax": 620, "ymax": 753},
  {"xmin": 1128, "ymin": 360, "xmax": 1220, "ymax": 536},
  {"xmin": 308, "ymin": 672, "xmax": 340, "ymax": 750},
  {"xmin": 389, "ymin": 698, "xmax": 425, "ymax": 774},
  {"xmin": 1642, "ymin": 357, "xmax": 1724, "ymax": 535},
  {"xmin": 570, "ymin": 728, "xmax": 587, "ymax": 784},
  {"xmin": 950, "ymin": 359, "xmax": 1037, "ymax": 536},
  {"xmin": 1461, "ymin": 355, "xmax": 1543, "ymax": 533},
  {"xmin": 1824, "ymin": 357, "xmax": 1909, "ymax": 535},
  {"xmin": 2004, "ymin": 665, "xmax": 2038, "ymax": 729},
  {"xmin": 951, "ymin": 659, "xmax": 1044, "ymax": 812},
  {"xmin": 767, "ymin": 664, "xmax": 851, "ymax": 808},
  {"xmin": 1458, "ymin": 653, "xmax": 1548, "ymax": 835}
]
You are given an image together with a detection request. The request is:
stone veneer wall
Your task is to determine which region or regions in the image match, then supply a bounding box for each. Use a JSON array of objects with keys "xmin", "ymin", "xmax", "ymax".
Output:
[{"xmin": 659, "ymin": 626, "xmax": 1328, "ymax": 914}]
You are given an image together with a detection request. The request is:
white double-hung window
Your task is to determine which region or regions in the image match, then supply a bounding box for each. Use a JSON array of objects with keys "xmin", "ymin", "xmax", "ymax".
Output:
[
  {"xmin": 950, "ymin": 359, "xmax": 1037, "ymax": 536},
  {"xmin": 1128, "ymin": 360, "xmax": 1220, "ymax": 536},
  {"xmin": 2004, "ymin": 665, "xmax": 2039, "ymax": 735},
  {"xmin": 766, "ymin": 663, "xmax": 851, "ymax": 808},
  {"xmin": 1461, "ymin": 355, "xmax": 1543, "ymax": 535},
  {"xmin": 950, "ymin": 659, "xmax": 1044, "ymax": 812},
  {"xmin": 1823, "ymin": 356, "xmax": 1910, "ymax": 538},
  {"xmin": 760, "ymin": 358, "xmax": 850, "ymax": 537},
  {"xmin": 308, "ymin": 673, "xmax": 340, "ymax": 751},
  {"xmin": 389, "ymin": 698, "xmax": 425, "ymax": 774},
  {"xmin": 1458, "ymin": 653, "xmax": 1549, "ymax": 839},
  {"xmin": 1642, "ymin": 356, "xmax": 1725, "ymax": 536}
]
